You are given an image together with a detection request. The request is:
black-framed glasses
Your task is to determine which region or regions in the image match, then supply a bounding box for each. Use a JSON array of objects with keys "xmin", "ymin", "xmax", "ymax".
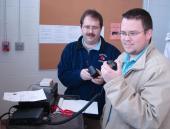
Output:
[
  {"xmin": 82, "ymin": 25, "xmax": 100, "ymax": 31},
  {"xmin": 119, "ymin": 31, "xmax": 144, "ymax": 37}
]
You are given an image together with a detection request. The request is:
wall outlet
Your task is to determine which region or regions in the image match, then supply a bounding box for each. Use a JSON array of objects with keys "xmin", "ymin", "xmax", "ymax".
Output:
[
  {"xmin": 15, "ymin": 42, "xmax": 24, "ymax": 51},
  {"xmin": 2, "ymin": 41, "xmax": 10, "ymax": 52}
]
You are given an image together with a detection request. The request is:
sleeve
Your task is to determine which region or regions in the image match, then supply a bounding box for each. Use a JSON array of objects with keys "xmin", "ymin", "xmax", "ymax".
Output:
[
  {"xmin": 57, "ymin": 45, "xmax": 83, "ymax": 88},
  {"xmin": 104, "ymin": 64, "xmax": 170, "ymax": 129}
]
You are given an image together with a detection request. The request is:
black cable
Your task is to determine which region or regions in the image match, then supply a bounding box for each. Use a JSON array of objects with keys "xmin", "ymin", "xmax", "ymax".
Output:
[
  {"xmin": 0, "ymin": 112, "xmax": 9, "ymax": 120},
  {"xmin": 8, "ymin": 105, "xmax": 19, "ymax": 120},
  {"xmin": 1, "ymin": 93, "xmax": 101, "ymax": 125},
  {"xmin": 0, "ymin": 105, "xmax": 19, "ymax": 121},
  {"xmin": 3, "ymin": 87, "xmax": 103, "ymax": 125},
  {"xmin": 47, "ymin": 88, "xmax": 104, "ymax": 125}
]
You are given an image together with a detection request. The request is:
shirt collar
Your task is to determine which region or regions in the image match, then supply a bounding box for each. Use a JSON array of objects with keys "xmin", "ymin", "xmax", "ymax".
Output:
[
  {"xmin": 123, "ymin": 47, "xmax": 147, "ymax": 63},
  {"xmin": 82, "ymin": 38, "xmax": 101, "ymax": 51}
]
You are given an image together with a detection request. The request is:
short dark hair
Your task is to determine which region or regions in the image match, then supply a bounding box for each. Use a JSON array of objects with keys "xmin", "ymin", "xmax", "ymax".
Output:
[
  {"xmin": 122, "ymin": 8, "xmax": 153, "ymax": 31},
  {"xmin": 80, "ymin": 9, "xmax": 103, "ymax": 28}
]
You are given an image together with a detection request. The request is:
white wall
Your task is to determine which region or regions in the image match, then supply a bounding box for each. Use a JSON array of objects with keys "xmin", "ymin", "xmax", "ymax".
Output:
[
  {"xmin": 0, "ymin": 0, "xmax": 65, "ymax": 115},
  {"xmin": 143, "ymin": 0, "xmax": 170, "ymax": 52}
]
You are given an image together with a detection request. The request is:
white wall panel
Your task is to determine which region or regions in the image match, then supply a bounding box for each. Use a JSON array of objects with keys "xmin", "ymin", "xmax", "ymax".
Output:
[
  {"xmin": 0, "ymin": 0, "xmax": 64, "ymax": 115},
  {"xmin": 144, "ymin": 0, "xmax": 170, "ymax": 52}
]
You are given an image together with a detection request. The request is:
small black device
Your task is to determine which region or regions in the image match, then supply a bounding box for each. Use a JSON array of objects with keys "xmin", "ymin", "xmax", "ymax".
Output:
[
  {"xmin": 107, "ymin": 60, "xmax": 117, "ymax": 70},
  {"xmin": 88, "ymin": 66, "xmax": 100, "ymax": 78},
  {"xmin": 18, "ymin": 83, "xmax": 58, "ymax": 115},
  {"xmin": 9, "ymin": 108, "xmax": 44, "ymax": 125},
  {"xmin": 9, "ymin": 83, "xmax": 58, "ymax": 125}
]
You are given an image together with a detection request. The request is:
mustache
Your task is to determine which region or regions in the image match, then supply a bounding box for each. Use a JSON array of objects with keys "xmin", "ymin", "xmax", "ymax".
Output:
[{"xmin": 86, "ymin": 33, "xmax": 95, "ymax": 37}]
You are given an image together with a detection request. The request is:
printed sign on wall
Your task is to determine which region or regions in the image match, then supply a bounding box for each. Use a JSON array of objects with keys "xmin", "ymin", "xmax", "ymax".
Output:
[{"xmin": 110, "ymin": 23, "xmax": 120, "ymax": 40}]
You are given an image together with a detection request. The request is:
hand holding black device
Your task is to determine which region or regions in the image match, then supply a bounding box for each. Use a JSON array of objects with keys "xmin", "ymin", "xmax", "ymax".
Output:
[
  {"xmin": 88, "ymin": 66, "xmax": 100, "ymax": 78},
  {"xmin": 88, "ymin": 60, "xmax": 117, "ymax": 78},
  {"xmin": 107, "ymin": 60, "xmax": 117, "ymax": 70}
]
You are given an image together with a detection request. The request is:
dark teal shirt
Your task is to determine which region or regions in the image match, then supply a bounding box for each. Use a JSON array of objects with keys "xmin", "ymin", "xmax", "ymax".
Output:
[{"xmin": 122, "ymin": 48, "xmax": 146, "ymax": 75}]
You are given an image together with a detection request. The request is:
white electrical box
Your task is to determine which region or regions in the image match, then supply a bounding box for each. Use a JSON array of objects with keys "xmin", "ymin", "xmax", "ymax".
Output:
[{"xmin": 40, "ymin": 78, "xmax": 53, "ymax": 86}]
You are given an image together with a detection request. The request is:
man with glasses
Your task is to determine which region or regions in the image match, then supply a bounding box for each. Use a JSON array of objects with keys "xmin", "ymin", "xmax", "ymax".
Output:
[
  {"xmin": 58, "ymin": 9, "xmax": 120, "ymax": 123},
  {"xmin": 101, "ymin": 8, "xmax": 170, "ymax": 129}
]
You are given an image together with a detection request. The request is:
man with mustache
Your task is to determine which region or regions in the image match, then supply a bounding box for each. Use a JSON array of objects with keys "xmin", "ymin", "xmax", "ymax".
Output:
[{"xmin": 58, "ymin": 9, "xmax": 120, "ymax": 127}]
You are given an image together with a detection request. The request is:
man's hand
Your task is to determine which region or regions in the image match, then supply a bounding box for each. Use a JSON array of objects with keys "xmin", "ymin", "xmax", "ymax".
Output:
[
  {"xmin": 80, "ymin": 68, "xmax": 92, "ymax": 80},
  {"xmin": 91, "ymin": 75, "xmax": 104, "ymax": 85},
  {"xmin": 101, "ymin": 60, "xmax": 122, "ymax": 82}
]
